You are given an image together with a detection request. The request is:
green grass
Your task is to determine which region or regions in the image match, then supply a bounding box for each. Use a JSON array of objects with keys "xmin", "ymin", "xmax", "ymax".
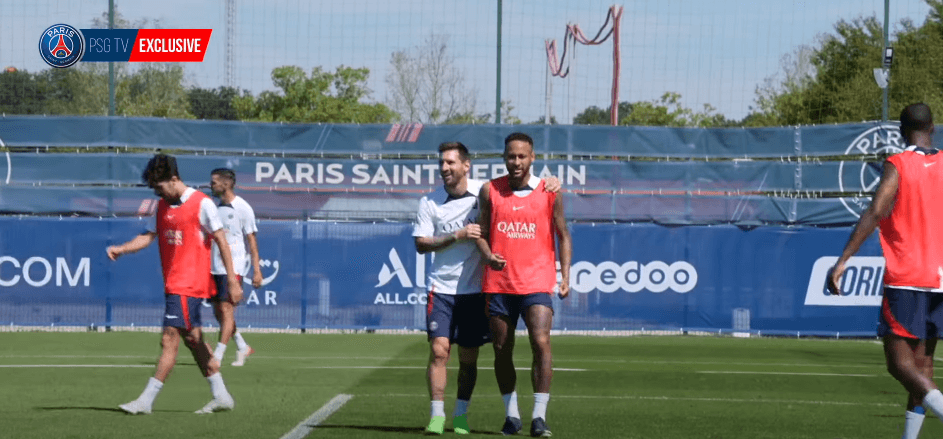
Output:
[{"xmin": 0, "ymin": 332, "xmax": 936, "ymax": 438}]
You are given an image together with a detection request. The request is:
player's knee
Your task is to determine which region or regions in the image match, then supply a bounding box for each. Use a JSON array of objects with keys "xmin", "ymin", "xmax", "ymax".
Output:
[{"xmin": 183, "ymin": 334, "xmax": 202, "ymax": 350}]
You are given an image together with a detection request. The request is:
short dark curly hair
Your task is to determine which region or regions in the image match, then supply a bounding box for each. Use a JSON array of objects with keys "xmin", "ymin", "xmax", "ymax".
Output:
[{"xmin": 142, "ymin": 154, "xmax": 180, "ymax": 186}]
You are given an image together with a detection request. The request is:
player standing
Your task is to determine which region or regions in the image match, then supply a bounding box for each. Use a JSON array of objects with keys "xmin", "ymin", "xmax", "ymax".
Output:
[
  {"xmin": 108, "ymin": 154, "xmax": 240, "ymax": 414},
  {"xmin": 476, "ymin": 132, "xmax": 572, "ymax": 437},
  {"xmin": 828, "ymin": 103, "xmax": 943, "ymax": 439},
  {"xmin": 208, "ymin": 168, "xmax": 263, "ymax": 367}
]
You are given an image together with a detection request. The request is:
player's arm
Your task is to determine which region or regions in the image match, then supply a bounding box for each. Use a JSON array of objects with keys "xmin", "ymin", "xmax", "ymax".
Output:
[
  {"xmin": 107, "ymin": 232, "xmax": 157, "ymax": 261},
  {"xmin": 245, "ymin": 232, "xmax": 263, "ymax": 288},
  {"xmin": 827, "ymin": 161, "xmax": 898, "ymax": 295},
  {"xmin": 551, "ymin": 193, "xmax": 572, "ymax": 298},
  {"xmin": 542, "ymin": 175, "xmax": 562, "ymax": 193},
  {"xmin": 475, "ymin": 182, "xmax": 506, "ymax": 270},
  {"xmin": 413, "ymin": 194, "xmax": 482, "ymax": 254}
]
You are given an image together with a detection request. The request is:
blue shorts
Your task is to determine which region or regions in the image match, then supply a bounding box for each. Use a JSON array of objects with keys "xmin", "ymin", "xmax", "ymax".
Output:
[
  {"xmin": 164, "ymin": 294, "xmax": 203, "ymax": 330},
  {"xmin": 878, "ymin": 287, "xmax": 943, "ymax": 339},
  {"xmin": 209, "ymin": 274, "xmax": 242, "ymax": 303},
  {"xmin": 427, "ymin": 292, "xmax": 490, "ymax": 348},
  {"xmin": 486, "ymin": 293, "xmax": 553, "ymax": 327}
]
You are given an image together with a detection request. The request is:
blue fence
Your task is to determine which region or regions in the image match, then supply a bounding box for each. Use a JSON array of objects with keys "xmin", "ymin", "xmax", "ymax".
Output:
[
  {"xmin": 0, "ymin": 116, "xmax": 923, "ymax": 225},
  {"xmin": 0, "ymin": 217, "xmax": 883, "ymax": 335}
]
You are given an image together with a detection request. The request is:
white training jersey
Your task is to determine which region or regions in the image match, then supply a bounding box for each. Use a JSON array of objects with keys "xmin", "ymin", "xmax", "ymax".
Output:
[
  {"xmin": 211, "ymin": 195, "xmax": 258, "ymax": 276},
  {"xmin": 412, "ymin": 178, "xmax": 484, "ymax": 295}
]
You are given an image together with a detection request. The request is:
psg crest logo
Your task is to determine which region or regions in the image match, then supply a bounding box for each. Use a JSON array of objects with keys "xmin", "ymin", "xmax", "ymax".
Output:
[{"xmin": 39, "ymin": 24, "xmax": 85, "ymax": 68}]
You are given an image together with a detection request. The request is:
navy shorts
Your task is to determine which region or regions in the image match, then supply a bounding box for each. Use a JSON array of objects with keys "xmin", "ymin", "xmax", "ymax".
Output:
[
  {"xmin": 878, "ymin": 287, "xmax": 943, "ymax": 339},
  {"xmin": 164, "ymin": 294, "xmax": 203, "ymax": 330},
  {"xmin": 209, "ymin": 274, "xmax": 242, "ymax": 303},
  {"xmin": 427, "ymin": 292, "xmax": 490, "ymax": 348},
  {"xmin": 486, "ymin": 293, "xmax": 553, "ymax": 327}
]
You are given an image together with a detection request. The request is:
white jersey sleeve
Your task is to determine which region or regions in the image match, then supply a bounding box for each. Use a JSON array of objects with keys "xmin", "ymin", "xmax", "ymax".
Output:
[
  {"xmin": 200, "ymin": 197, "xmax": 224, "ymax": 234},
  {"xmin": 413, "ymin": 196, "xmax": 435, "ymax": 238}
]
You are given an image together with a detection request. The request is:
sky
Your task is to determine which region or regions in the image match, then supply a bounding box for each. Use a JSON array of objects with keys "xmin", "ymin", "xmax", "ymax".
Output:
[{"xmin": 0, "ymin": 0, "xmax": 933, "ymax": 124}]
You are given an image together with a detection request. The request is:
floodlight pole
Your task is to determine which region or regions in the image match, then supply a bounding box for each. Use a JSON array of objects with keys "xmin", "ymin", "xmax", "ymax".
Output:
[
  {"xmin": 108, "ymin": 0, "xmax": 115, "ymax": 117},
  {"xmin": 495, "ymin": 0, "xmax": 503, "ymax": 124},
  {"xmin": 881, "ymin": 0, "xmax": 889, "ymax": 122}
]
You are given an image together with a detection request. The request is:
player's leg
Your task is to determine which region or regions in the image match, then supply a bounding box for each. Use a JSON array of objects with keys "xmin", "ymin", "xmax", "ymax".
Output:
[
  {"xmin": 210, "ymin": 275, "xmax": 235, "ymax": 363},
  {"xmin": 488, "ymin": 294, "xmax": 522, "ymax": 435},
  {"xmin": 231, "ymin": 328, "xmax": 254, "ymax": 366},
  {"xmin": 522, "ymin": 294, "xmax": 554, "ymax": 438},
  {"xmin": 425, "ymin": 292, "xmax": 455, "ymax": 434},
  {"xmin": 452, "ymin": 293, "xmax": 489, "ymax": 435},
  {"xmin": 881, "ymin": 288, "xmax": 943, "ymax": 429},
  {"xmin": 119, "ymin": 296, "xmax": 188, "ymax": 415},
  {"xmin": 901, "ymin": 339, "xmax": 934, "ymax": 439},
  {"xmin": 176, "ymin": 295, "xmax": 234, "ymax": 414}
]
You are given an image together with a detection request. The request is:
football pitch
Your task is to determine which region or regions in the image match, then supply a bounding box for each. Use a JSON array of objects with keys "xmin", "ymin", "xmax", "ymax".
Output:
[{"xmin": 0, "ymin": 331, "xmax": 936, "ymax": 439}]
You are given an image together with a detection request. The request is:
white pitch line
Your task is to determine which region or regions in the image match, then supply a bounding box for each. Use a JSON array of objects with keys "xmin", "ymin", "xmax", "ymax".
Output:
[
  {"xmin": 279, "ymin": 393, "xmax": 353, "ymax": 439},
  {"xmin": 370, "ymin": 393, "xmax": 899, "ymax": 408},
  {"xmin": 0, "ymin": 364, "xmax": 152, "ymax": 368},
  {"xmin": 299, "ymin": 366, "xmax": 587, "ymax": 372},
  {"xmin": 697, "ymin": 370, "xmax": 879, "ymax": 377}
]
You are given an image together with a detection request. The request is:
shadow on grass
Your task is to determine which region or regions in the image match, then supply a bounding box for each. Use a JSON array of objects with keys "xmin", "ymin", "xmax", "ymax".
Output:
[
  {"xmin": 36, "ymin": 406, "xmax": 190, "ymax": 414},
  {"xmin": 317, "ymin": 424, "xmax": 501, "ymax": 435}
]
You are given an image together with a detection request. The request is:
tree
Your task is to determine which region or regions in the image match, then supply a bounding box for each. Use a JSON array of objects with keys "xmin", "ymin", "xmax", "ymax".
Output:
[
  {"xmin": 573, "ymin": 102, "xmax": 633, "ymax": 125},
  {"xmin": 385, "ymin": 34, "xmax": 478, "ymax": 124},
  {"xmin": 233, "ymin": 65, "xmax": 395, "ymax": 123},
  {"xmin": 117, "ymin": 64, "xmax": 193, "ymax": 118},
  {"xmin": 749, "ymin": 3, "xmax": 943, "ymax": 126},
  {"xmin": 189, "ymin": 86, "xmax": 243, "ymax": 120},
  {"xmin": 0, "ymin": 69, "xmax": 44, "ymax": 114}
]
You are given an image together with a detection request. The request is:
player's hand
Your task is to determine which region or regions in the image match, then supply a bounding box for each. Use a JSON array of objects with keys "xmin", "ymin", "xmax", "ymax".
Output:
[
  {"xmin": 558, "ymin": 279, "xmax": 570, "ymax": 299},
  {"xmin": 106, "ymin": 245, "xmax": 122, "ymax": 261},
  {"xmin": 543, "ymin": 176, "xmax": 562, "ymax": 193},
  {"xmin": 252, "ymin": 271, "xmax": 263, "ymax": 289},
  {"xmin": 827, "ymin": 263, "xmax": 845, "ymax": 296},
  {"xmin": 228, "ymin": 276, "xmax": 244, "ymax": 304},
  {"xmin": 459, "ymin": 223, "xmax": 481, "ymax": 240},
  {"xmin": 487, "ymin": 253, "xmax": 507, "ymax": 270}
]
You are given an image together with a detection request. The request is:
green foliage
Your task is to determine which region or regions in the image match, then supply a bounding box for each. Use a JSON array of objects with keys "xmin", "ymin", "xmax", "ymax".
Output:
[
  {"xmin": 750, "ymin": 2, "xmax": 943, "ymax": 126},
  {"xmin": 573, "ymin": 101, "xmax": 634, "ymax": 125},
  {"xmin": 188, "ymin": 86, "xmax": 243, "ymax": 120},
  {"xmin": 234, "ymin": 66, "xmax": 395, "ymax": 124}
]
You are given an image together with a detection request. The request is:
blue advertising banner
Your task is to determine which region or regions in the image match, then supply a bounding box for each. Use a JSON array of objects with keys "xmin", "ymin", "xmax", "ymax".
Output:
[{"xmin": 0, "ymin": 218, "xmax": 883, "ymax": 335}]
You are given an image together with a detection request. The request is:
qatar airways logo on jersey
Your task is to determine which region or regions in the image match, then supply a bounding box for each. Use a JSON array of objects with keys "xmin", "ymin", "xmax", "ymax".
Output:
[{"xmin": 497, "ymin": 221, "xmax": 536, "ymax": 240}]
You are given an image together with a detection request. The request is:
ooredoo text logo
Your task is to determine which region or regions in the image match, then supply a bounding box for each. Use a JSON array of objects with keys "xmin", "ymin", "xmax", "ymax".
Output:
[
  {"xmin": 570, "ymin": 260, "xmax": 698, "ymax": 294},
  {"xmin": 838, "ymin": 125, "xmax": 903, "ymax": 218},
  {"xmin": 39, "ymin": 24, "xmax": 85, "ymax": 68}
]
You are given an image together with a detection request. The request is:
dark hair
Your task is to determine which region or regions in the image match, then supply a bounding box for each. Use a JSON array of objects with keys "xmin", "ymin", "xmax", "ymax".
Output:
[
  {"xmin": 142, "ymin": 154, "xmax": 180, "ymax": 186},
  {"xmin": 900, "ymin": 103, "xmax": 934, "ymax": 138},
  {"xmin": 503, "ymin": 132, "xmax": 534, "ymax": 155},
  {"xmin": 211, "ymin": 167, "xmax": 236, "ymax": 185},
  {"xmin": 438, "ymin": 142, "xmax": 470, "ymax": 162}
]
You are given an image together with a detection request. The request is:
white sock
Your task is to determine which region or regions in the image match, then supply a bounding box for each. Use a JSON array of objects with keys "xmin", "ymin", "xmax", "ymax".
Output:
[
  {"xmin": 233, "ymin": 332, "xmax": 248, "ymax": 351},
  {"xmin": 138, "ymin": 377, "xmax": 163, "ymax": 404},
  {"xmin": 533, "ymin": 393, "xmax": 550, "ymax": 419},
  {"xmin": 206, "ymin": 372, "xmax": 230, "ymax": 400},
  {"xmin": 454, "ymin": 399, "xmax": 470, "ymax": 417},
  {"xmin": 922, "ymin": 389, "xmax": 943, "ymax": 419},
  {"xmin": 902, "ymin": 407, "xmax": 925, "ymax": 439},
  {"xmin": 213, "ymin": 343, "xmax": 227, "ymax": 362},
  {"xmin": 502, "ymin": 391, "xmax": 520, "ymax": 419},
  {"xmin": 430, "ymin": 400, "xmax": 446, "ymax": 418}
]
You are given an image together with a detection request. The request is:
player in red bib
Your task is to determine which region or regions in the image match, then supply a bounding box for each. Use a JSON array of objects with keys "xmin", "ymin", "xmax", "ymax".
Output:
[
  {"xmin": 828, "ymin": 103, "xmax": 943, "ymax": 438},
  {"xmin": 476, "ymin": 132, "xmax": 571, "ymax": 437},
  {"xmin": 107, "ymin": 154, "xmax": 243, "ymax": 415}
]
